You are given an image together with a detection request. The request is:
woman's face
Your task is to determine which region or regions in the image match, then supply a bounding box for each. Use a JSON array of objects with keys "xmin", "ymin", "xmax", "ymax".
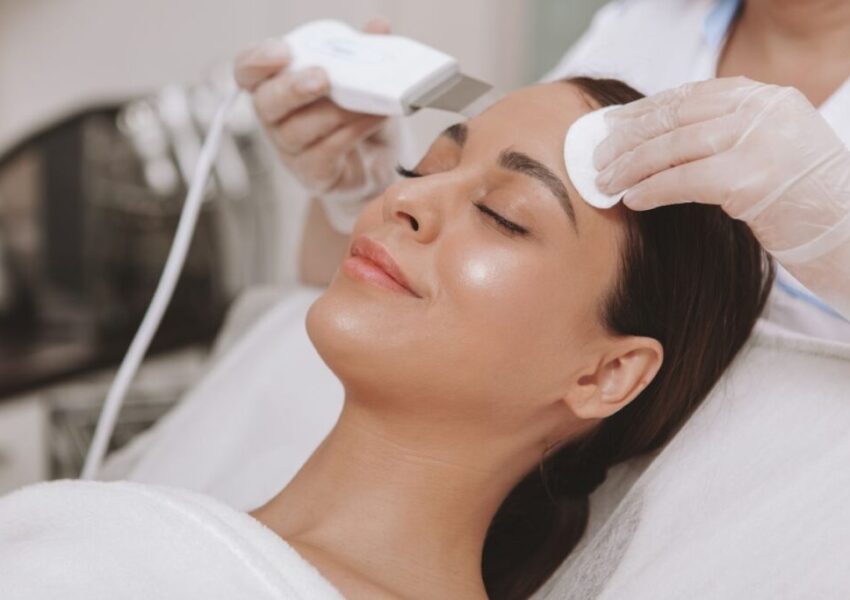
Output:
[{"xmin": 307, "ymin": 83, "xmax": 631, "ymax": 436}]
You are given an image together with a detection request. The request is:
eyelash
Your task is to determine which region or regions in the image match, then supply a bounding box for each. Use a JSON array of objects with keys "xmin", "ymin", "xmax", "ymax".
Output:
[
  {"xmin": 395, "ymin": 164, "xmax": 529, "ymax": 237},
  {"xmin": 395, "ymin": 164, "xmax": 422, "ymax": 179}
]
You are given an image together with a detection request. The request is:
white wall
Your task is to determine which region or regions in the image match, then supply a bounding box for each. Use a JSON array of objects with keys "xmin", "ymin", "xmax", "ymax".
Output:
[{"xmin": 0, "ymin": 0, "xmax": 530, "ymax": 155}]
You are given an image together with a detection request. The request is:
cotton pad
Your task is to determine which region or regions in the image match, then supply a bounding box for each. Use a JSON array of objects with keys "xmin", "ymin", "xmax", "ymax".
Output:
[{"xmin": 564, "ymin": 105, "xmax": 621, "ymax": 209}]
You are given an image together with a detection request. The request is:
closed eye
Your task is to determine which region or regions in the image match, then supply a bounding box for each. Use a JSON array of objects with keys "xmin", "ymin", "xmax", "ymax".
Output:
[
  {"xmin": 396, "ymin": 164, "xmax": 528, "ymax": 237},
  {"xmin": 474, "ymin": 203, "xmax": 528, "ymax": 236},
  {"xmin": 396, "ymin": 164, "xmax": 423, "ymax": 178}
]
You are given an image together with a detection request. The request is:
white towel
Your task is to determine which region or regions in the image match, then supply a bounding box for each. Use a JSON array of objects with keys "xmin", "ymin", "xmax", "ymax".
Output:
[{"xmin": 0, "ymin": 480, "xmax": 345, "ymax": 600}]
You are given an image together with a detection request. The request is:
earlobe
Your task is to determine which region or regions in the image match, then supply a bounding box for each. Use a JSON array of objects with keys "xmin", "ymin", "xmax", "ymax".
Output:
[{"xmin": 565, "ymin": 337, "xmax": 663, "ymax": 420}]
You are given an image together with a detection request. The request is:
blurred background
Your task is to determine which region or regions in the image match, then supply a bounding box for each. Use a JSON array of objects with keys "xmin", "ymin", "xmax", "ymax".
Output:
[{"xmin": 0, "ymin": 0, "xmax": 607, "ymax": 493}]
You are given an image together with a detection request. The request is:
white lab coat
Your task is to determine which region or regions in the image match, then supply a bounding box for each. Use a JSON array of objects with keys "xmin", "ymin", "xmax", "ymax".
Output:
[{"xmin": 548, "ymin": 0, "xmax": 850, "ymax": 148}]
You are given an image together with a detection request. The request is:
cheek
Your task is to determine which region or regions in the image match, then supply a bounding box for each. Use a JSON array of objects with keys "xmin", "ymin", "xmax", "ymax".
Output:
[
  {"xmin": 434, "ymin": 235, "xmax": 596, "ymax": 381},
  {"xmin": 440, "ymin": 239, "xmax": 529, "ymax": 303}
]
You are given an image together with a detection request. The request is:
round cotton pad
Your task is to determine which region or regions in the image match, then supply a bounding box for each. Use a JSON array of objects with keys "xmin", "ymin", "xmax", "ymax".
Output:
[{"xmin": 564, "ymin": 105, "xmax": 621, "ymax": 209}]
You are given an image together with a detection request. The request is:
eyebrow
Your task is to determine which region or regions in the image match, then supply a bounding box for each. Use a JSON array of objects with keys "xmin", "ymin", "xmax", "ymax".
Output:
[
  {"xmin": 498, "ymin": 150, "xmax": 577, "ymax": 230},
  {"xmin": 438, "ymin": 123, "xmax": 577, "ymax": 230}
]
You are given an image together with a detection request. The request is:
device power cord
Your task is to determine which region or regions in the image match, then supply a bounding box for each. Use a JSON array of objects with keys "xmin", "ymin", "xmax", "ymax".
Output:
[{"xmin": 81, "ymin": 89, "xmax": 240, "ymax": 480}]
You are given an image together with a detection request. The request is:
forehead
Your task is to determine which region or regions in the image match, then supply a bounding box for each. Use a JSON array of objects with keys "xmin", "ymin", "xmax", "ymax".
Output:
[
  {"xmin": 468, "ymin": 83, "xmax": 595, "ymax": 159},
  {"xmin": 464, "ymin": 82, "xmax": 623, "ymax": 233}
]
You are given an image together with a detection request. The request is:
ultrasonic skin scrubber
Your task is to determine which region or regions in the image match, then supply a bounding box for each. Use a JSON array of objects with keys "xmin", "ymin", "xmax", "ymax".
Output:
[{"xmin": 286, "ymin": 20, "xmax": 492, "ymax": 116}]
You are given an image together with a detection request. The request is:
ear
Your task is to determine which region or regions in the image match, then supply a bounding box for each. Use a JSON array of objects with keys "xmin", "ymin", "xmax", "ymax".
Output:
[{"xmin": 563, "ymin": 336, "xmax": 663, "ymax": 420}]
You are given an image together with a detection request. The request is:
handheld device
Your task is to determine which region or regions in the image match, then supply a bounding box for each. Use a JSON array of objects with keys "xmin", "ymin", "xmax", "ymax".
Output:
[
  {"xmin": 285, "ymin": 20, "xmax": 491, "ymax": 116},
  {"xmin": 81, "ymin": 21, "xmax": 494, "ymax": 480}
]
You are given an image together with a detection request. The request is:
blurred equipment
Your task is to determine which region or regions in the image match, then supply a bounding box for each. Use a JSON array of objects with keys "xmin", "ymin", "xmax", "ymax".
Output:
[{"xmin": 0, "ymin": 68, "xmax": 279, "ymax": 485}]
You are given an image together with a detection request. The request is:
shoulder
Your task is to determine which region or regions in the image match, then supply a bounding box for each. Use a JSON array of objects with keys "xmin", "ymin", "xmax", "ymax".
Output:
[
  {"xmin": 0, "ymin": 480, "xmax": 344, "ymax": 600},
  {"xmin": 583, "ymin": 0, "xmax": 715, "ymax": 33},
  {"xmin": 547, "ymin": 0, "xmax": 719, "ymax": 91},
  {"xmin": 0, "ymin": 479, "xmax": 172, "ymax": 537},
  {"xmin": 0, "ymin": 479, "xmax": 234, "ymax": 537}
]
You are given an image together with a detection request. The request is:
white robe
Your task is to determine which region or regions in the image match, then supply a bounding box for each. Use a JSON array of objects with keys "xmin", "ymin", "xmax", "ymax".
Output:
[{"xmin": 0, "ymin": 480, "xmax": 344, "ymax": 600}]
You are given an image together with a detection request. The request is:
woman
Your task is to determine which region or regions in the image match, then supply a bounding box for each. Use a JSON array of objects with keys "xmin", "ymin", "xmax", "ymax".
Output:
[
  {"xmin": 243, "ymin": 1, "xmax": 850, "ymax": 336},
  {"xmin": 0, "ymin": 78, "xmax": 773, "ymax": 599}
]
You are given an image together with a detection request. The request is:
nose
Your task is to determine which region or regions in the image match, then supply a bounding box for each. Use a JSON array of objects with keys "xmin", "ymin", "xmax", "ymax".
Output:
[{"xmin": 380, "ymin": 172, "xmax": 471, "ymax": 243}]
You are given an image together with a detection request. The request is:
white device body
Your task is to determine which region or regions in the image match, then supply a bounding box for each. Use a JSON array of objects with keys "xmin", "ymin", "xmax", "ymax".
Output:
[{"xmin": 284, "ymin": 20, "xmax": 459, "ymax": 115}]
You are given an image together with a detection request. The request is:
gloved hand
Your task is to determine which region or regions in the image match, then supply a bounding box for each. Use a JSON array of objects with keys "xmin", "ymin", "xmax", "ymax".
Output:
[
  {"xmin": 594, "ymin": 77, "xmax": 850, "ymax": 319},
  {"xmin": 234, "ymin": 18, "xmax": 399, "ymax": 233}
]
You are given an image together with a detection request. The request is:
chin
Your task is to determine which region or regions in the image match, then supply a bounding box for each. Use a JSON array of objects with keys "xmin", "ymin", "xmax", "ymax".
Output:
[
  {"xmin": 305, "ymin": 278, "xmax": 533, "ymax": 421},
  {"xmin": 305, "ymin": 279, "xmax": 425, "ymax": 395}
]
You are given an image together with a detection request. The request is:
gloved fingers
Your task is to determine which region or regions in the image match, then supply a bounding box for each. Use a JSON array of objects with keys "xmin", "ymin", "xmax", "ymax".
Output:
[
  {"xmin": 605, "ymin": 76, "xmax": 758, "ymax": 121},
  {"xmin": 596, "ymin": 114, "xmax": 740, "ymax": 194},
  {"xmin": 287, "ymin": 115, "xmax": 385, "ymax": 191},
  {"xmin": 272, "ymin": 98, "xmax": 366, "ymax": 155},
  {"xmin": 620, "ymin": 156, "xmax": 729, "ymax": 211},
  {"xmin": 233, "ymin": 38, "xmax": 292, "ymax": 92},
  {"xmin": 252, "ymin": 66, "xmax": 330, "ymax": 125},
  {"xmin": 312, "ymin": 115, "xmax": 386, "ymax": 161},
  {"xmin": 595, "ymin": 85, "xmax": 757, "ymax": 170}
]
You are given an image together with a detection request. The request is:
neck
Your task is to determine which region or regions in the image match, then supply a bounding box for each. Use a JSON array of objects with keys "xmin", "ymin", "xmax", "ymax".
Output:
[
  {"xmin": 252, "ymin": 396, "xmax": 551, "ymax": 599},
  {"xmin": 719, "ymin": 0, "xmax": 850, "ymax": 105},
  {"xmin": 738, "ymin": 0, "xmax": 850, "ymax": 51}
]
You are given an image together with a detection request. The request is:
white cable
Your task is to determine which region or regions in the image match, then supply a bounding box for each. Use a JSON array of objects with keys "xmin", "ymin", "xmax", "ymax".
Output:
[{"xmin": 81, "ymin": 89, "xmax": 240, "ymax": 480}]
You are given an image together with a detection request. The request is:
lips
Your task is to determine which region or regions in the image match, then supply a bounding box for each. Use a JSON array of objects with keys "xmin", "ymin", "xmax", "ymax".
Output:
[{"xmin": 344, "ymin": 235, "xmax": 421, "ymax": 298}]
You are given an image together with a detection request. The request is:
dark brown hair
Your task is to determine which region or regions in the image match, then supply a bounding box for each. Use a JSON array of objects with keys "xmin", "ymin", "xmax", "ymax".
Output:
[{"xmin": 480, "ymin": 77, "xmax": 775, "ymax": 599}]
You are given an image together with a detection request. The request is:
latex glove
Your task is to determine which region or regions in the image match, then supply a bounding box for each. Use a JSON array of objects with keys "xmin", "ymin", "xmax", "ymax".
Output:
[
  {"xmin": 594, "ymin": 77, "xmax": 850, "ymax": 319},
  {"xmin": 234, "ymin": 18, "xmax": 398, "ymax": 233}
]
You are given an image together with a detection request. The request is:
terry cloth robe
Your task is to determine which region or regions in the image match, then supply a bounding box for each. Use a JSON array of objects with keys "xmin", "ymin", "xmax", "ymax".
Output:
[{"xmin": 0, "ymin": 480, "xmax": 345, "ymax": 600}]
